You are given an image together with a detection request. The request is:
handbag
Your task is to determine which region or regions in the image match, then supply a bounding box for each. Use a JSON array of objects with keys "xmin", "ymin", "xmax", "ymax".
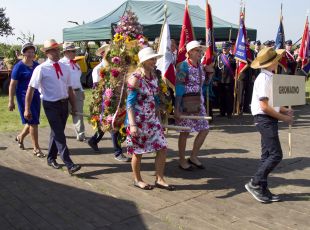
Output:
[
  {"xmin": 181, "ymin": 64, "xmax": 203, "ymax": 114},
  {"xmin": 182, "ymin": 92, "xmax": 201, "ymax": 114}
]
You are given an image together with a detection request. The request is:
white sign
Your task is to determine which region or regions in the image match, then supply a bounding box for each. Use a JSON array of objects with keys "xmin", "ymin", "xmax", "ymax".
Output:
[{"xmin": 272, "ymin": 74, "xmax": 306, "ymax": 107}]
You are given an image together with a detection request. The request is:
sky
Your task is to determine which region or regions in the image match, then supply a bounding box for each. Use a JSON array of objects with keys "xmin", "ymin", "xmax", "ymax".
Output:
[{"xmin": 0, "ymin": 0, "xmax": 309, "ymax": 45}]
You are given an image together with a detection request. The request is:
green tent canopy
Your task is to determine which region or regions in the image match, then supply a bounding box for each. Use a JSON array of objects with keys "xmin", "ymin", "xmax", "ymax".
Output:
[{"xmin": 63, "ymin": 0, "xmax": 257, "ymax": 42}]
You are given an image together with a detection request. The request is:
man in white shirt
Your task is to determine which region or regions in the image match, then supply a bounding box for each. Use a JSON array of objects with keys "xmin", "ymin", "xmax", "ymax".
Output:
[
  {"xmin": 245, "ymin": 47, "xmax": 293, "ymax": 203},
  {"xmin": 88, "ymin": 44, "xmax": 129, "ymax": 162},
  {"xmin": 60, "ymin": 42, "xmax": 86, "ymax": 142},
  {"xmin": 24, "ymin": 39, "xmax": 81, "ymax": 175}
]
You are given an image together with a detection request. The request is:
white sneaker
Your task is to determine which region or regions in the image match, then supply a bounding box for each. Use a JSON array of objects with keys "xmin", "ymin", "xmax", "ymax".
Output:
[{"xmin": 114, "ymin": 154, "xmax": 130, "ymax": 162}]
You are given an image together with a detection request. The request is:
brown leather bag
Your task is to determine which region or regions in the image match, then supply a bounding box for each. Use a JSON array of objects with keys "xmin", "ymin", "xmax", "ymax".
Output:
[
  {"xmin": 181, "ymin": 65, "xmax": 202, "ymax": 115},
  {"xmin": 182, "ymin": 93, "xmax": 201, "ymax": 114}
]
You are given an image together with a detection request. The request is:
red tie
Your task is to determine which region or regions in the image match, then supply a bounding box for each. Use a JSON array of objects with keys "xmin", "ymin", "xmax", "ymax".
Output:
[
  {"xmin": 53, "ymin": 63, "xmax": 63, "ymax": 79},
  {"xmin": 69, "ymin": 59, "xmax": 80, "ymax": 70}
]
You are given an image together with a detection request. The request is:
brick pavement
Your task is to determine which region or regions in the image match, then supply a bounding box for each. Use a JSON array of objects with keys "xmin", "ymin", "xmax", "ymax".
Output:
[{"xmin": 0, "ymin": 105, "xmax": 309, "ymax": 229}]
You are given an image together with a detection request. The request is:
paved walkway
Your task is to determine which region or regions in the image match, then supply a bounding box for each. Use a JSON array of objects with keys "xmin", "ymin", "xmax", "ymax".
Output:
[{"xmin": 0, "ymin": 106, "xmax": 309, "ymax": 230}]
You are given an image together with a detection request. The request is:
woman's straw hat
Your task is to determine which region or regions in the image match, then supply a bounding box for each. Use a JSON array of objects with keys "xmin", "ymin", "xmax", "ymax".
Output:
[
  {"xmin": 186, "ymin": 40, "xmax": 206, "ymax": 53},
  {"xmin": 251, "ymin": 47, "xmax": 285, "ymax": 69},
  {"xmin": 138, "ymin": 47, "xmax": 162, "ymax": 64}
]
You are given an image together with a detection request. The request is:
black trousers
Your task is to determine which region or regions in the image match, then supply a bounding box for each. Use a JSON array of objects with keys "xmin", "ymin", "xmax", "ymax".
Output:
[
  {"xmin": 252, "ymin": 115, "xmax": 283, "ymax": 189},
  {"xmin": 43, "ymin": 99, "xmax": 74, "ymax": 169},
  {"xmin": 219, "ymin": 83, "xmax": 234, "ymax": 116}
]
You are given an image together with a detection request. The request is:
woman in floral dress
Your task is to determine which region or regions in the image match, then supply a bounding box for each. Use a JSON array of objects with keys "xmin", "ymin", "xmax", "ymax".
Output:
[
  {"xmin": 175, "ymin": 41, "xmax": 209, "ymax": 170},
  {"xmin": 126, "ymin": 47, "xmax": 174, "ymax": 191}
]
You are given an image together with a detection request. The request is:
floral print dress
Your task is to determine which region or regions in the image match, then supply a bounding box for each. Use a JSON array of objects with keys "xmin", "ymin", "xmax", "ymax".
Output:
[
  {"xmin": 176, "ymin": 60, "xmax": 209, "ymax": 132},
  {"xmin": 126, "ymin": 72, "xmax": 167, "ymax": 154}
]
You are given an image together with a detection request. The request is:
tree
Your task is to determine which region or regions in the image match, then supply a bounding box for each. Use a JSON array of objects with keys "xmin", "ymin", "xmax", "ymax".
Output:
[{"xmin": 0, "ymin": 7, "xmax": 14, "ymax": 37}]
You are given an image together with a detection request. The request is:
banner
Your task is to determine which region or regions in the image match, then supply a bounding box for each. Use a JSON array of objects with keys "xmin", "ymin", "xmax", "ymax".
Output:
[
  {"xmin": 176, "ymin": 1, "xmax": 195, "ymax": 64},
  {"xmin": 298, "ymin": 16, "xmax": 309, "ymax": 73},
  {"xmin": 234, "ymin": 11, "xmax": 248, "ymax": 77},
  {"xmin": 202, "ymin": 0, "xmax": 214, "ymax": 65},
  {"xmin": 157, "ymin": 18, "xmax": 176, "ymax": 87}
]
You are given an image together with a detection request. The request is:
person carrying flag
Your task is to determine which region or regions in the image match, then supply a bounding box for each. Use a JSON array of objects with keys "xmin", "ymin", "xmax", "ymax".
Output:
[{"xmin": 281, "ymin": 40, "xmax": 297, "ymax": 75}]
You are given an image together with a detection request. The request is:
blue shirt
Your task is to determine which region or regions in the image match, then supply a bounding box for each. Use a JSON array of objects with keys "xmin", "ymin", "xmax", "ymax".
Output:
[{"xmin": 11, "ymin": 60, "xmax": 39, "ymax": 96}]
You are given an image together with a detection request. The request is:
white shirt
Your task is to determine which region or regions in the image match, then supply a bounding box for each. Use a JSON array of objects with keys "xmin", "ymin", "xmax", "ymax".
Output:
[
  {"xmin": 92, "ymin": 61, "xmax": 105, "ymax": 83},
  {"xmin": 59, "ymin": 56, "xmax": 83, "ymax": 91},
  {"xmin": 251, "ymin": 69, "xmax": 280, "ymax": 115},
  {"xmin": 29, "ymin": 58, "xmax": 72, "ymax": 102}
]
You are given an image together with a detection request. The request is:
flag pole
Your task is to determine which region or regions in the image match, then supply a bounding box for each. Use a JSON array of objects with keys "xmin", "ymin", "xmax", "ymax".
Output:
[
  {"xmin": 233, "ymin": 1, "xmax": 243, "ymax": 116},
  {"xmin": 233, "ymin": 61, "xmax": 239, "ymax": 115},
  {"xmin": 288, "ymin": 105, "xmax": 292, "ymax": 156},
  {"xmin": 206, "ymin": 0, "xmax": 210, "ymax": 117}
]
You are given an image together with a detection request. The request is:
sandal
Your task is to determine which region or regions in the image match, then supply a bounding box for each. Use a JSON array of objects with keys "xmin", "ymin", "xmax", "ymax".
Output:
[
  {"xmin": 188, "ymin": 158, "xmax": 205, "ymax": 169},
  {"xmin": 15, "ymin": 136, "xmax": 25, "ymax": 150},
  {"xmin": 33, "ymin": 149, "xmax": 46, "ymax": 158},
  {"xmin": 133, "ymin": 181, "xmax": 153, "ymax": 190},
  {"xmin": 155, "ymin": 181, "xmax": 175, "ymax": 191}
]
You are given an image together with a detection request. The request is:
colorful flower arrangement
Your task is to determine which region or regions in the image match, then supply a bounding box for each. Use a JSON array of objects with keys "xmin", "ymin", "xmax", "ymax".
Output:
[
  {"xmin": 89, "ymin": 10, "xmax": 173, "ymax": 143},
  {"xmin": 89, "ymin": 10, "xmax": 144, "ymax": 143}
]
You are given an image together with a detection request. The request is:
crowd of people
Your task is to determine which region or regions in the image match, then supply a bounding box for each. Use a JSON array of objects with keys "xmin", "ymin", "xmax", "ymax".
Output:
[{"xmin": 8, "ymin": 36, "xmax": 297, "ymax": 202}]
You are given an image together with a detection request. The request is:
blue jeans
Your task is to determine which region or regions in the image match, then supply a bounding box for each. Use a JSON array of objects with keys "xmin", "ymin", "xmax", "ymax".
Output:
[
  {"xmin": 252, "ymin": 115, "xmax": 283, "ymax": 189},
  {"xmin": 90, "ymin": 129, "xmax": 122, "ymax": 157}
]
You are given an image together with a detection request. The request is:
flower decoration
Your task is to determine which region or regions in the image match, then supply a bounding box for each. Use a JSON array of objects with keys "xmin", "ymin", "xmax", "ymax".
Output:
[
  {"xmin": 89, "ymin": 10, "xmax": 144, "ymax": 138},
  {"xmin": 111, "ymin": 56, "xmax": 121, "ymax": 65},
  {"xmin": 111, "ymin": 69, "xmax": 120, "ymax": 78},
  {"xmin": 105, "ymin": 88, "xmax": 113, "ymax": 98},
  {"xmin": 113, "ymin": 33, "xmax": 124, "ymax": 43}
]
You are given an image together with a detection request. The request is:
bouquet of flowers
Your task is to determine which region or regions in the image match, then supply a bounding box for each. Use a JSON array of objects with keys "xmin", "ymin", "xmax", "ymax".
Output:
[{"xmin": 89, "ymin": 10, "xmax": 144, "ymax": 143}]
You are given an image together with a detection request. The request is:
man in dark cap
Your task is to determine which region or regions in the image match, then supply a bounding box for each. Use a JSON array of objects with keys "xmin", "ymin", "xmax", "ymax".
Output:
[
  {"xmin": 282, "ymin": 40, "xmax": 297, "ymax": 75},
  {"xmin": 254, "ymin": 41, "xmax": 261, "ymax": 58},
  {"xmin": 263, "ymin": 40, "xmax": 272, "ymax": 48},
  {"xmin": 270, "ymin": 40, "xmax": 275, "ymax": 48},
  {"xmin": 214, "ymin": 41, "xmax": 236, "ymax": 118}
]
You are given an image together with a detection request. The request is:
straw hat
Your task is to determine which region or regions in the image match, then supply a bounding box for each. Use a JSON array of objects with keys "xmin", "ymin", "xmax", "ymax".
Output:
[
  {"xmin": 138, "ymin": 47, "xmax": 162, "ymax": 64},
  {"xmin": 251, "ymin": 47, "xmax": 285, "ymax": 69},
  {"xmin": 21, "ymin": 42, "xmax": 37, "ymax": 54},
  {"xmin": 63, "ymin": 42, "xmax": 80, "ymax": 51},
  {"xmin": 95, "ymin": 44, "xmax": 109, "ymax": 56},
  {"xmin": 40, "ymin": 39, "xmax": 62, "ymax": 52},
  {"xmin": 186, "ymin": 40, "xmax": 206, "ymax": 53}
]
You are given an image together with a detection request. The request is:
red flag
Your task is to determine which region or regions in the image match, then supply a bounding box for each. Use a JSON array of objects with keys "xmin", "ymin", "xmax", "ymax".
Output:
[
  {"xmin": 299, "ymin": 16, "xmax": 309, "ymax": 68},
  {"xmin": 202, "ymin": 1, "xmax": 214, "ymax": 65},
  {"xmin": 176, "ymin": 1, "xmax": 195, "ymax": 64}
]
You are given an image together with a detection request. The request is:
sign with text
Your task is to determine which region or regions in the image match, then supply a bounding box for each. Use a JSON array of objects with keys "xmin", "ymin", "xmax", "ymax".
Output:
[{"xmin": 272, "ymin": 74, "xmax": 306, "ymax": 106}]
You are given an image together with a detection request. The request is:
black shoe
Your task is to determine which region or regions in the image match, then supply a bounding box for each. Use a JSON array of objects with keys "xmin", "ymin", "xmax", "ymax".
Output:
[
  {"xmin": 47, "ymin": 160, "xmax": 61, "ymax": 169},
  {"xmin": 245, "ymin": 181, "xmax": 270, "ymax": 203},
  {"xmin": 88, "ymin": 139, "xmax": 99, "ymax": 152},
  {"xmin": 155, "ymin": 181, "xmax": 175, "ymax": 191},
  {"xmin": 68, "ymin": 164, "xmax": 81, "ymax": 175},
  {"xmin": 265, "ymin": 188, "xmax": 281, "ymax": 202},
  {"xmin": 187, "ymin": 158, "xmax": 205, "ymax": 169}
]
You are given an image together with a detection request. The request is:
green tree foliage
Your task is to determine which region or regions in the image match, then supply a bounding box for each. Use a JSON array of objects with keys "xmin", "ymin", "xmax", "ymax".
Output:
[{"xmin": 0, "ymin": 7, "xmax": 14, "ymax": 37}]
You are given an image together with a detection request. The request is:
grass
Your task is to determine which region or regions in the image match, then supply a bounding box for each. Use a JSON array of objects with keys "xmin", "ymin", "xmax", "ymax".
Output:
[
  {"xmin": 1, "ymin": 80, "xmax": 309, "ymax": 132},
  {"xmin": 0, "ymin": 88, "xmax": 93, "ymax": 132}
]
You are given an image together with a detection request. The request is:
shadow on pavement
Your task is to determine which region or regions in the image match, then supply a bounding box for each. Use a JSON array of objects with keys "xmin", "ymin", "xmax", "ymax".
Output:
[{"xmin": 0, "ymin": 165, "xmax": 148, "ymax": 230}]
